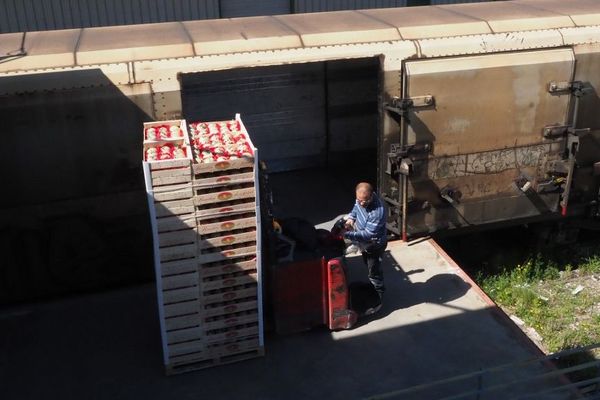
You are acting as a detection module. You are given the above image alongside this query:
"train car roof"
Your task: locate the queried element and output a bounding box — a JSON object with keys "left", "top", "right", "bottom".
{"left": 439, "top": 1, "right": 575, "bottom": 33}
{"left": 0, "top": 0, "right": 599, "bottom": 73}
{"left": 360, "top": 6, "right": 491, "bottom": 39}
{"left": 183, "top": 16, "right": 302, "bottom": 56}
{"left": 516, "top": 0, "right": 600, "bottom": 26}
{"left": 273, "top": 10, "right": 401, "bottom": 46}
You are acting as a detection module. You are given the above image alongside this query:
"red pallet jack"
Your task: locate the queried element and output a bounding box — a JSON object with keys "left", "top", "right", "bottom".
{"left": 272, "top": 255, "right": 381, "bottom": 333}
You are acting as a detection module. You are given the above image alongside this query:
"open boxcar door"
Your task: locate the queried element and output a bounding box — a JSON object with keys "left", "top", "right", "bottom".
{"left": 383, "top": 48, "right": 578, "bottom": 238}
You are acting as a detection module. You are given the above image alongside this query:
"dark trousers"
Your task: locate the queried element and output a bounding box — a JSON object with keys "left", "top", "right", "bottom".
{"left": 361, "top": 242, "right": 386, "bottom": 293}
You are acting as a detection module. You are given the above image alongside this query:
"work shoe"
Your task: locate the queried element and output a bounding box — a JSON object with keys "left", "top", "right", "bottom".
{"left": 364, "top": 302, "right": 382, "bottom": 316}
{"left": 345, "top": 244, "right": 360, "bottom": 255}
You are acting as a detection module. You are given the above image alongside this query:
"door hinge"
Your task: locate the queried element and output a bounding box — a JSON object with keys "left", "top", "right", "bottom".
{"left": 384, "top": 95, "right": 435, "bottom": 117}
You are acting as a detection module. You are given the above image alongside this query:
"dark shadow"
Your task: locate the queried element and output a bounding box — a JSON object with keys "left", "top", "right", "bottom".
{"left": 406, "top": 236, "right": 431, "bottom": 246}
{"left": 349, "top": 250, "right": 471, "bottom": 327}
{"left": 0, "top": 282, "right": 575, "bottom": 400}
{"left": 393, "top": 110, "right": 472, "bottom": 236}
{"left": 555, "top": 349, "right": 600, "bottom": 383}
{"left": 0, "top": 165, "right": 577, "bottom": 398}
{"left": 438, "top": 224, "right": 600, "bottom": 278}
{"left": 0, "top": 54, "right": 26, "bottom": 64}
{"left": 0, "top": 69, "right": 155, "bottom": 305}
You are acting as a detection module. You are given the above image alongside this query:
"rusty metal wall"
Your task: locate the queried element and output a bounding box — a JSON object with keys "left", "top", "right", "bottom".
{"left": 430, "top": 0, "right": 489, "bottom": 4}
{"left": 0, "top": 0, "right": 497, "bottom": 33}
{"left": 294, "top": 0, "right": 407, "bottom": 12}
{"left": 220, "top": 0, "right": 291, "bottom": 17}
{"left": 293, "top": 0, "right": 494, "bottom": 12}
{"left": 0, "top": 0, "right": 220, "bottom": 33}
{"left": 380, "top": 48, "right": 577, "bottom": 236}
{"left": 572, "top": 43, "right": 600, "bottom": 205}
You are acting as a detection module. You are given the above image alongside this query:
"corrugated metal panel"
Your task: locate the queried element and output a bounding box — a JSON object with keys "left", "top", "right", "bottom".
{"left": 293, "top": 0, "right": 498, "bottom": 11}
{"left": 294, "top": 0, "right": 407, "bottom": 13}
{"left": 220, "top": 0, "right": 291, "bottom": 17}
{"left": 430, "top": 0, "right": 490, "bottom": 4}
{"left": 0, "top": 0, "right": 220, "bottom": 33}
{"left": 0, "top": 0, "right": 499, "bottom": 33}
{"left": 327, "top": 58, "right": 379, "bottom": 154}
{"left": 181, "top": 63, "right": 328, "bottom": 171}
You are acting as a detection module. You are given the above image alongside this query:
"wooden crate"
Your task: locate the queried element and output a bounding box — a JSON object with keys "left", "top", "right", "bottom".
{"left": 202, "top": 286, "right": 259, "bottom": 306}
{"left": 199, "top": 230, "right": 257, "bottom": 250}
{"left": 192, "top": 157, "right": 254, "bottom": 175}
{"left": 196, "top": 215, "right": 257, "bottom": 235}
{"left": 196, "top": 201, "right": 256, "bottom": 219}
{"left": 143, "top": 114, "right": 264, "bottom": 375}
{"left": 194, "top": 186, "right": 255, "bottom": 206}
{"left": 204, "top": 299, "right": 259, "bottom": 319}
{"left": 199, "top": 245, "right": 257, "bottom": 265}
{"left": 201, "top": 259, "right": 257, "bottom": 278}
{"left": 193, "top": 170, "right": 254, "bottom": 188}
{"left": 205, "top": 325, "right": 259, "bottom": 345}
{"left": 202, "top": 272, "right": 258, "bottom": 292}
{"left": 143, "top": 120, "right": 193, "bottom": 164}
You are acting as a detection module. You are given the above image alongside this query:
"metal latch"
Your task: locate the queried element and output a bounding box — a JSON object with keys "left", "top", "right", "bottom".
{"left": 402, "top": 95, "right": 435, "bottom": 108}
{"left": 543, "top": 125, "right": 590, "bottom": 140}
{"left": 386, "top": 142, "right": 431, "bottom": 176}
{"left": 389, "top": 142, "right": 431, "bottom": 158}
{"left": 542, "top": 125, "right": 569, "bottom": 139}
{"left": 440, "top": 186, "right": 461, "bottom": 204}
{"left": 384, "top": 95, "right": 435, "bottom": 117}
{"left": 594, "top": 162, "right": 600, "bottom": 177}
{"left": 548, "top": 81, "right": 589, "bottom": 97}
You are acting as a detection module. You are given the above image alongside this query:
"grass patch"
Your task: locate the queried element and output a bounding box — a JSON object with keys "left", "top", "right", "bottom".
{"left": 476, "top": 247, "right": 600, "bottom": 354}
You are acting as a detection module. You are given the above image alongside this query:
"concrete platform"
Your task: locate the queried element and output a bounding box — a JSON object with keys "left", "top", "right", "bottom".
{"left": 0, "top": 239, "right": 566, "bottom": 400}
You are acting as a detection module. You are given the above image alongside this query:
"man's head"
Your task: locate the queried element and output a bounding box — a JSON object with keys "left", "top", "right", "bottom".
{"left": 355, "top": 182, "right": 374, "bottom": 207}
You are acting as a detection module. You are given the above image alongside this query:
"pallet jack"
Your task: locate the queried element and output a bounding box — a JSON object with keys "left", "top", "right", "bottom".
{"left": 271, "top": 219, "right": 382, "bottom": 333}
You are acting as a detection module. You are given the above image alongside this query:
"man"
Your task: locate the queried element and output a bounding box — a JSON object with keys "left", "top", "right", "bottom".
{"left": 344, "top": 182, "right": 387, "bottom": 301}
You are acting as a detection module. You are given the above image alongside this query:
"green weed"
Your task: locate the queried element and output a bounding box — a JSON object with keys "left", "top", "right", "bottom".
{"left": 476, "top": 249, "right": 600, "bottom": 354}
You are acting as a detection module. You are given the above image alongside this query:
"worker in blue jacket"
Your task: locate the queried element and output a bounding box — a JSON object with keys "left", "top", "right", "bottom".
{"left": 344, "top": 182, "right": 388, "bottom": 300}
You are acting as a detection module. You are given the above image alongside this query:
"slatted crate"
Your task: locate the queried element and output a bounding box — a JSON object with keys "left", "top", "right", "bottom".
{"left": 143, "top": 120, "right": 193, "bottom": 164}
{"left": 142, "top": 114, "right": 264, "bottom": 375}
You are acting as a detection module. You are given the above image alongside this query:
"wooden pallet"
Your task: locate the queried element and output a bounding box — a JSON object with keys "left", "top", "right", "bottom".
{"left": 165, "top": 346, "right": 265, "bottom": 376}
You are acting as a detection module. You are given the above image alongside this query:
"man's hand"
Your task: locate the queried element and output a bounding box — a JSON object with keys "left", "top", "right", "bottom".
{"left": 344, "top": 219, "right": 355, "bottom": 230}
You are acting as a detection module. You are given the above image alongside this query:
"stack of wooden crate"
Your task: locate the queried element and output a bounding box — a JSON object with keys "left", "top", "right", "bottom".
{"left": 142, "top": 115, "right": 264, "bottom": 375}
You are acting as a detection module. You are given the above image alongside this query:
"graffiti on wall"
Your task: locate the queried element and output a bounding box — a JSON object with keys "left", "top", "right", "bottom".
{"left": 429, "top": 144, "right": 551, "bottom": 180}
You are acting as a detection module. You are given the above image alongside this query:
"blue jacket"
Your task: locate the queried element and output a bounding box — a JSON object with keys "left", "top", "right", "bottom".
{"left": 344, "top": 193, "right": 387, "bottom": 245}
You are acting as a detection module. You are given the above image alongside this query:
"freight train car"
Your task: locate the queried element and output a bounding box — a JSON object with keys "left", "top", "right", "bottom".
{"left": 1, "top": 0, "right": 599, "bottom": 301}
